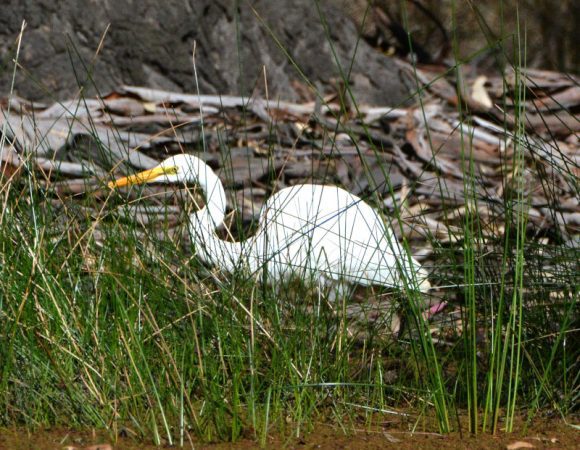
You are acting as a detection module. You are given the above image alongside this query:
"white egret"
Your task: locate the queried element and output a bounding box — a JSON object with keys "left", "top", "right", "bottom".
{"left": 108, "top": 154, "right": 430, "bottom": 292}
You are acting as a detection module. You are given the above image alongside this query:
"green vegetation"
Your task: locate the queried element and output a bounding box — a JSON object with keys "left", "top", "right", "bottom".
{"left": 0, "top": 2, "right": 577, "bottom": 446}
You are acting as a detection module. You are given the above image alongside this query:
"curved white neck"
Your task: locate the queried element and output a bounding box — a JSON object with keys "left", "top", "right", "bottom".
{"left": 187, "top": 164, "right": 247, "bottom": 273}
{"left": 196, "top": 163, "right": 227, "bottom": 229}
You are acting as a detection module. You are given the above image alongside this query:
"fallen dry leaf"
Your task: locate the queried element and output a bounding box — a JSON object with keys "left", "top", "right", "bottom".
{"left": 62, "top": 445, "right": 112, "bottom": 450}
{"left": 506, "top": 441, "right": 535, "bottom": 450}
{"left": 471, "top": 75, "right": 493, "bottom": 109}
{"left": 382, "top": 432, "right": 401, "bottom": 443}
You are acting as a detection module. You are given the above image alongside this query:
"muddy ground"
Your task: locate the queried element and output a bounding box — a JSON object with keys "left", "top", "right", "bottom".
{"left": 1, "top": 418, "right": 578, "bottom": 450}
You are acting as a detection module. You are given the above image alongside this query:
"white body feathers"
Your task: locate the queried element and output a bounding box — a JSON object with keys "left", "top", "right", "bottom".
{"left": 151, "top": 155, "right": 431, "bottom": 291}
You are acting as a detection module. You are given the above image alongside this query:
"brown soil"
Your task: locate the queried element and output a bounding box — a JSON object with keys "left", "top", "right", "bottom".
{"left": 1, "top": 419, "right": 577, "bottom": 450}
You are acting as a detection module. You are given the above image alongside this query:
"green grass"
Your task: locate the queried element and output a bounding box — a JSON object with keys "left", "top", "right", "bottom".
{"left": 0, "top": 2, "right": 578, "bottom": 447}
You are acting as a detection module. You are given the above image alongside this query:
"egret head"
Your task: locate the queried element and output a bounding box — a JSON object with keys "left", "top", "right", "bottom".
{"left": 108, "top": 154, "right": 207, "bottom": 189}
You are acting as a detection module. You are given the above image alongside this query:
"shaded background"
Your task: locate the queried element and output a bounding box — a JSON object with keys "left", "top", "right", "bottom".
{"left": 0, "top": 0, "right": 578, "bottom": 104}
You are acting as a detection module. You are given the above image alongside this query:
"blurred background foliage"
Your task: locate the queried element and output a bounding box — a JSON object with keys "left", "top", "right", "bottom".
{"left": 339, "top": 0, "right": 579, "bottom": 72}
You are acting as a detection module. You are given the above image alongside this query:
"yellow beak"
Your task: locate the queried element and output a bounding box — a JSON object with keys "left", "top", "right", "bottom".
{"left": 108, "top": 166, "right": 172, "bottom": 189}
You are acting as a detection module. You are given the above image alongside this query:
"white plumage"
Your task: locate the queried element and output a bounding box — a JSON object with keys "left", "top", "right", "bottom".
{"left": 109, "top": 154, "right": 430, "bottom": 292}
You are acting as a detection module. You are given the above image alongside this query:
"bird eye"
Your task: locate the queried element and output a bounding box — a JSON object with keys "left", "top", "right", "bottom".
{"left": 165, "top": 166, "right": 178, "bottom": 175}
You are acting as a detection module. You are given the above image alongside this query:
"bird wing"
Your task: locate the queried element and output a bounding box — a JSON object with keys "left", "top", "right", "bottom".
{"left": 306, "top": 197, "right": 403, "bottom": 287}
{"left": 256, "top": 185, "right": 408, "bottom": 286}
